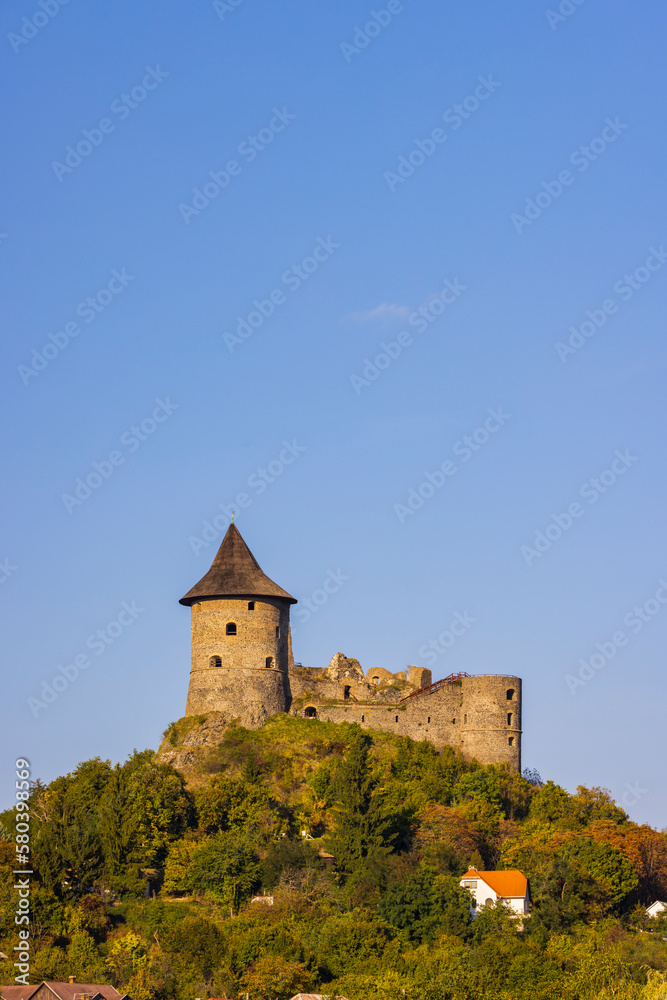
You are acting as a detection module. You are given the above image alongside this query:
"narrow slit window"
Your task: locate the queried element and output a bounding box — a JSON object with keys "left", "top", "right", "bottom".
{"left": 226, "top": 622, "right": 237, "bottom": 635}
{"left": 276, "top": 626, "right": 280, "bottom": 638}
{"left": 344, "top": 685, "right": 351, "bottom": 700}
{"left": 507, "top": 712, "right": 512, "bottom": 726}
{"left": 361, "top": 715, "right": 365, "bottom": 722}
{"left": 508, "top": 736, "right": 514, "bottom": 746}
{"left": 395, "top": 715, "right": 399, "bottom": 722}
{"left": 427, "top": 716, "right": 430, "bottom": 724}
{"left": 248, "top": 601, "right": 255, "bottom": 610}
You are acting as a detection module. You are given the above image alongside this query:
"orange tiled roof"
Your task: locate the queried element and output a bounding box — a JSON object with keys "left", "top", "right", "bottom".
{"left": 461, "top": 868, "right": 528, "bottom": 898}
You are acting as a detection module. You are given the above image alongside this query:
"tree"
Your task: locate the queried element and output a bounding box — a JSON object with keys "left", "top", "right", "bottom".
{"left": 324, "top": 727, "right": 401, "bottom": 875}
{"left": 187, "top": 830, "right": 261, "bottom": 915}
{"left": 195, "top": 774, "right": 269, "bottom": 834}
{"left": 414, "top": 804, "right": 482, "bottom": 874}
{"left": 261, "top": 837, "right": 323, "bottom": 889}
{"left": 33, "top": 758, "right": 113, "bottom": 897}
{"left": 560, "top": 836, "right": 639, "bottom": 907}
{"left": 162, "top": 833, "right": 201, "bottom": 895}
{"left": 240, "top": 954, "right": 315, "bottom": 1000}
{"left": 529, "top": 780, "right": 573, "bottom": 825}
{"left": 379, "top": 864, "right": 471, "bottom": 941}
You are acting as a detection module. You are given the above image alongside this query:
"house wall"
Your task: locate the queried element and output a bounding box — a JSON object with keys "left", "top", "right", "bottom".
{"left": 461, "top": 879, "right": 529, "bottom": 916}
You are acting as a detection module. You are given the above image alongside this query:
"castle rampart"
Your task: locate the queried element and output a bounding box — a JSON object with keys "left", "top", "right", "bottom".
{"left": 179, "top": 524, "right": 523, "bottom": 769}
{"left": 289, "top": 665, "right": 522, "bottom": 770}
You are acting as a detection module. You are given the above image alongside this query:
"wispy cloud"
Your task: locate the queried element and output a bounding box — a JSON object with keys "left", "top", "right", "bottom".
{"left": 344, "top": 302, "right": 410, "bottom": 324}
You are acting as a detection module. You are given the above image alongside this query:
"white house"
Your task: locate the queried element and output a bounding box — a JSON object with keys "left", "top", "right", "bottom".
{"left": 647, "top": 901, "right": 667, "bottom": 919}
{"left": 460, "top": 867, "right": 530, "bottom": 916}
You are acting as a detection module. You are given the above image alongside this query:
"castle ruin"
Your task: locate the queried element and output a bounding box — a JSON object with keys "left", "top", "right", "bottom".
{"left": 180, "top": 523, "right": 522, "bottom": 769}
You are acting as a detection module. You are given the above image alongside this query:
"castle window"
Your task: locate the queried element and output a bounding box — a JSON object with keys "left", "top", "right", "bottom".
{"left": 276, "top": 626, "right": 280, "bottom": 638}
{"left": 464, "top": 714, "right": 467, "bottom": 724}
{"left": 209, "top": 655, "right": 221, "bottom": 668}
{"left": 265, "top": 657, "right": 273, "bottom": 668}
{"left": 452, "top": 718, "right": 456, "bottom": 725}
{"left": 507, "top": 712, "right": 512, "bottom": 726}
{"left": 506, "top": 688, "right": 515, "bottom": 700}
{"left": 427, "top": 716, "right": 430, "bottom": 724}
{"left": 395, "top": 715, "right": 399, "bottom": 722}
{"left": 344, "top": 685, "right": 351, "bottom": 700}
{"left": 372, "top": 676, "right": 379, "bottom": 685}
{"left": 248, "top": 602, "right": 255, "bottom": 610}
{"left": 361, "top": 715, "right": 365, "bottom": 722}
{"left": 304, "top": 706, "right": 317, "bottom": 719}
{"left": 508, "top": 736, "right": 514, "bottom": 746}
{"left": 226, "top": 622, "right": 237, "bottom": 635}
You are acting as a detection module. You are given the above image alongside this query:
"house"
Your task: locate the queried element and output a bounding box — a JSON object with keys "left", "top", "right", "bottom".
{"left": 647, "top": 901, "right": 667, "bottom": 919}
{"left": 460, "top": 867, "right": 530, "bottom": 916}
{"left": 1, "top": 981, "right": 129, "bottom": 1000}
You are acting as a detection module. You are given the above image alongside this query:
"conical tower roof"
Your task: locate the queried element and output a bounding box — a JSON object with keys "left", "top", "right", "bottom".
{"left": 179, "top": 523, "right": 296, "bottom": 605}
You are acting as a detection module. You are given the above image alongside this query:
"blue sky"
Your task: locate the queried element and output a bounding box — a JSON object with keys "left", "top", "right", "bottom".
{"left": 2, "top": 0, "right": 666, "bottom": 828}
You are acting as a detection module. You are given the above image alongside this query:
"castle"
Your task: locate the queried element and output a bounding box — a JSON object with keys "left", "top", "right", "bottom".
{"left": 180, "top": 523, "right": 522, "bottom": 769}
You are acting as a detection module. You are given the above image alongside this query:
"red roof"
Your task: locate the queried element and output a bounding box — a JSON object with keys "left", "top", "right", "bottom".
{"left": 461, "top": 868, "right": 529, "bottom": 898}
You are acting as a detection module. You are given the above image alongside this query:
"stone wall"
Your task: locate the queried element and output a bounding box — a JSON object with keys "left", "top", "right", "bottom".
{"left": 190, "top": 596, "right": 291, "bottom": 673}
{"left": 460, "top": 675, "right": 522, "bottom": 771}
{"left": 183, "top": 599, "right": 522, "bottom": 769}
{"left": 185, "top": 664, "right": 288, "bottom": 727}
{"left": 290, "top": 674, "right": 522, "bottom": 769}
{"left": 185, "top": 595, "right": 291, "bottom": 725}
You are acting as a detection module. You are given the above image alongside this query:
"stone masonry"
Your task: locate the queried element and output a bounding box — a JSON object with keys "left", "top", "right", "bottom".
{"left": 180, "top": 524, "right": 523, "bottom": 770}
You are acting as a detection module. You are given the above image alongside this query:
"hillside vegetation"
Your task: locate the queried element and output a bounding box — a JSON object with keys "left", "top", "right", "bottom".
{"left": 2, "top": 715, "right": 667, "bottom": 1000}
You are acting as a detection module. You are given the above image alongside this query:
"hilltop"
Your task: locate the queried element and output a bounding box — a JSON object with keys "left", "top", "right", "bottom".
{"left": 1, "top": 715, "right": 667, "bottom": 1000}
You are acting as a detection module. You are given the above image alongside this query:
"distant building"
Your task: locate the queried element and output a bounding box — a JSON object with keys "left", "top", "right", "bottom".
{"left": 460, "top": 867, "right": 530, "bottom": 916}
{"left": 1, "top": 982, "right": 128, "bottom": 1000}
{"left": 647, "top": 901, "right": 667, "bottom": 919}
{"left": 178, "top": 523, "right": 523, "bottom": 769}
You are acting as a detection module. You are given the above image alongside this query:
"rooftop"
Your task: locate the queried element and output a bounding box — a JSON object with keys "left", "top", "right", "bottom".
{"left": 461, "top": 868, "right": 529, "bottom": 898}
{"left": 180, "top": 523, "right": 296, "bottom": 606}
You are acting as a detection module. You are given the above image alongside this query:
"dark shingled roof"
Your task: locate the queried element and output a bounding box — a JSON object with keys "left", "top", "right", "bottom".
{"left": 180, "top": 523, "right": 296, "bottom": 605}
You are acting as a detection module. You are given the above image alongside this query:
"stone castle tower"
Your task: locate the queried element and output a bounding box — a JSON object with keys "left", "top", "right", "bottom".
{"left": 180, "top": 524, "right": 523, "bottom": 769}
{"left": 180, "top": 523, "right": 296, "bottom": 727}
